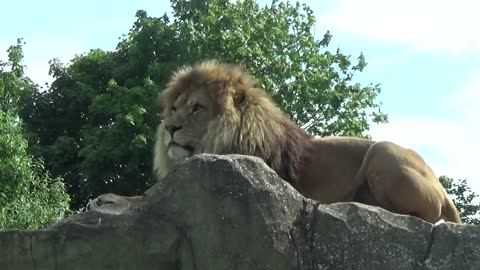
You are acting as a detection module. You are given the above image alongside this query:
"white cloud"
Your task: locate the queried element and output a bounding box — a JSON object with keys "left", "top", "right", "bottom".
{"left": 317, "top": 0, "right": 480, "bottom": 52}
{"left": 370, "top": 73, "right": 480, "bottom": 194}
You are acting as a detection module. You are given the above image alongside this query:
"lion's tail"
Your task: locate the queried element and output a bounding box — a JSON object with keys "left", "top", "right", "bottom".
{"left": 441, "top": 196, "right": 462, "bottom": 224}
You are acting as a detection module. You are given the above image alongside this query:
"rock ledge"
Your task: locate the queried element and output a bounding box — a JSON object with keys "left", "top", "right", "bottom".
{"left": 0, "top": 154, "right": 478, "bottom": 270}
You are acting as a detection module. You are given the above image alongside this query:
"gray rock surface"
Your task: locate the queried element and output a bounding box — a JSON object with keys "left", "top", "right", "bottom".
{"left": 0, "top": 154, "right": 479, "bottom": 270}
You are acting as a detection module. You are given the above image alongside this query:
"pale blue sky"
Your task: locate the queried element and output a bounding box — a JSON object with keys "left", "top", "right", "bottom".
{"left": 1, "top": 0, "right": 479, "bottom": 193}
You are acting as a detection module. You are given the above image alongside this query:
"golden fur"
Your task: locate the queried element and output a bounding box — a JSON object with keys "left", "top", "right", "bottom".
{"left": 154, "top": 60, "right": 461, "bottom": 224}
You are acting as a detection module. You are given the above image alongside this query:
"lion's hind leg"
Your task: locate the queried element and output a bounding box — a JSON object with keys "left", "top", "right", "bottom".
{"left": 370, "top": 167, "right": 443, "bottom": 223}
{"left": 361, "top": 141, "right": 447, "bottom": 223}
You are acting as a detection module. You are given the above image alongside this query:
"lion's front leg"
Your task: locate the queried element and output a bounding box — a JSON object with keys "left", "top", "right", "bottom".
{"left": 86, "top": 193, "right": 144, "bottom": 214}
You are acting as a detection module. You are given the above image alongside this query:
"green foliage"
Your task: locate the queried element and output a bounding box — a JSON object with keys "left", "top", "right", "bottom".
{"left": 20, "top": 50, "right": 159, "bottom": 210}
{"left": 440, "top": 176, "right": 480, "bottom": 225}
{"left": 0, "top": 112, "right": 70, "bottom": 229}
{"left": 0, "top": 38, "right": 35, "bottom": 113}
{"left": 20, "top": 0, "right": 387, "bottom": 210}
{"left": 170, "top": 0, "right": 387, "bottom": 135}
{"left": 0, "top": 41, "right": 70, "bottom": 229}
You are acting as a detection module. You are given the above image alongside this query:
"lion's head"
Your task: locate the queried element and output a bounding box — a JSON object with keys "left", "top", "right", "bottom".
{"left": 154, "top": 60, "right": 312, "bottom": 183}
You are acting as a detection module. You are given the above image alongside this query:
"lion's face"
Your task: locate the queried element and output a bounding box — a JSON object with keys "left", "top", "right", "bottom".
{"left": 162, "top": 89, "right": 215, "bottom": 161}
{"left": 158, "top": 61, "right": 256, "bottom": 164}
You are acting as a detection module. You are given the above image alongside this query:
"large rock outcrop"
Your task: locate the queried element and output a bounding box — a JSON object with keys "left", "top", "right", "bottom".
{"left": 0, "top": 154, "right": 479, "bottom": 270}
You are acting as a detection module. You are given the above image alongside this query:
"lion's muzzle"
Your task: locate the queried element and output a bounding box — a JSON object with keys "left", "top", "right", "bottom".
{"left": 167, "top": 141, "right": 194, "bottom": 161}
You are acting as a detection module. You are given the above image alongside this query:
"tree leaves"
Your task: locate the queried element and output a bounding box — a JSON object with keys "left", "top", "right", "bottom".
{"left": 0, "top": 42, "right": 70, "bottom": 229}
{"left": 440, "top": 176, "right": 480, "bottom": 225}
{"left": 170, "top": 0, "right": 387, "bottom": 136}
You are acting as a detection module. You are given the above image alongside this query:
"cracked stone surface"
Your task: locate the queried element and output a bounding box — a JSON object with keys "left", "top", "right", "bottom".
{"left": 0, "top": 154, "right": 479, "bottom": 270}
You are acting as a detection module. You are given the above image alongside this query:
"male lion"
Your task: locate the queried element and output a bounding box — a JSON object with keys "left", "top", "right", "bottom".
{"left": 87, "top": 60, "right": 461, "bottom": 224}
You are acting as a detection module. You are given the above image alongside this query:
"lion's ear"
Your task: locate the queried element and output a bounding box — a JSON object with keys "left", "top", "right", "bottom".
{"left": 225, "top": 84, "right": 245, "bottom": 107}
{"left": 224, "top": 82, "right": 246, "bottom": 106}
{"left": 215, "top": 81, "right": 246, "bottom": 109}
{"left": 233, "top": 92, "right": 245, "bottom": 106}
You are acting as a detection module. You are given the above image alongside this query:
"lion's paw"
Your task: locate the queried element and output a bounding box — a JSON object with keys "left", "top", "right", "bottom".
{"left": 86, "top": 193, "right": 132, "bottom": 215}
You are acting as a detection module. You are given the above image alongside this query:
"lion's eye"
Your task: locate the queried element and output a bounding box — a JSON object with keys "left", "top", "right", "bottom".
{"left": 192, "top": 104, "right": 203, "bottom": 113}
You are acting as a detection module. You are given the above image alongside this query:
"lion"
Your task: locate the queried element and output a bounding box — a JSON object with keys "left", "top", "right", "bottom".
{"left": 87, "top": 60, "right": 461, "bottom": 224}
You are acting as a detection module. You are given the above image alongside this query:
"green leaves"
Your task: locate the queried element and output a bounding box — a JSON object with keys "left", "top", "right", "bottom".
{"left": 0, "top": 38, "right": 36, "bottom": 114}
{"left": 440, "top": 176, "right": 480, "bottom": 225}
{"left": 168, "top": 0, "right": 387, "bottom": 136}
{"left": 0, "top": 107, "right": 70, "bottom": 230}
{"left": 0, "top": 41, "right": 70, "bottom": 229}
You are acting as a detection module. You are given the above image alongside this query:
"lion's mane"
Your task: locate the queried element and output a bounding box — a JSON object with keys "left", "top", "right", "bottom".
{"left": 155, "top": 60, "right": 312, "bottom": 184}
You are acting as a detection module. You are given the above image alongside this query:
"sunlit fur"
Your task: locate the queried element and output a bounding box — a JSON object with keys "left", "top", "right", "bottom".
{"left": 153, "top": 60, "right": 461, "bottom": 224}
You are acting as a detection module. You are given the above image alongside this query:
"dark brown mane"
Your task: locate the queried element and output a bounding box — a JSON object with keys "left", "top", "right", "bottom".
{"left": 277, "top": 120, "right": 313, "bottom": 184}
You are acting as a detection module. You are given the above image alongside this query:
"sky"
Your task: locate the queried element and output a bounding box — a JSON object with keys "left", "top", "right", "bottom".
{"left": 1, "top": 0, "right": 479, "bottom": 194}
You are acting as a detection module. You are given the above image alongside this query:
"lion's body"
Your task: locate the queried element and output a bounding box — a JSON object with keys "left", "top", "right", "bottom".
{"left": 296, "top": 138, "right": 460, "bottom": 223}
{"left": 88, "top": 60, "right": 461, "bottom": 224}
{"left": 295, "top": 137, "right": 375, "bottom": 203}
{"left": 153, "top": 60, "right": 461, "bottom": 224}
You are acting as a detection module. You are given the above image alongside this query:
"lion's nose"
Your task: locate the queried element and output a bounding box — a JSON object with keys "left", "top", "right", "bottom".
{"left": 165, "top": 125, "right": 182, "bottom": 135}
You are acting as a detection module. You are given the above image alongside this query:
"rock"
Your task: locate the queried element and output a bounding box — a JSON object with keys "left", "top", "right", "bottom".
{"left": 0, "top": 154, "right": 479, "bottom": 270}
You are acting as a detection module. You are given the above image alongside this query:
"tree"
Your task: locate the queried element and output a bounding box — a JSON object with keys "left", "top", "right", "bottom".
{"left": 170, "top": 0, "right": 387, "bottom": 135}
{"left": 20, "top": 0, "right": 387, "bottom": 210}
{"left": 440, "top": 176, "right": 480, "bottom": 225}
{"left": 0, "top": 39, "right": 70, "bottom": 229}
{"left": 20, "top": 50, "right": 160, "bottom": 210}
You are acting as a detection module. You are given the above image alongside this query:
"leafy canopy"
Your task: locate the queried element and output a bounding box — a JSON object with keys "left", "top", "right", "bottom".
{"left": 0, "top": 39, "right": 70, "bottom": 229}
{"left": 440, "top": 176, "right": 480, "bottom": 225}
